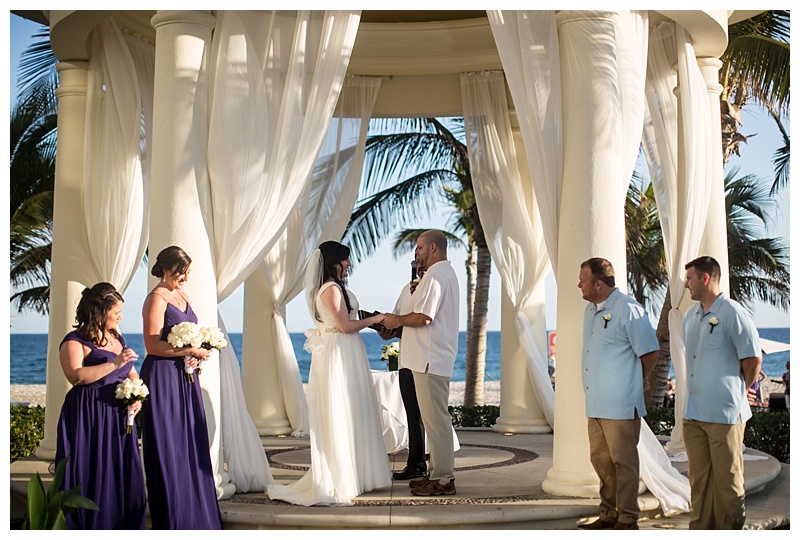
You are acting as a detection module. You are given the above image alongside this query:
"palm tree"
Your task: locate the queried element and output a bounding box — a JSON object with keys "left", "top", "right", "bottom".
{"left": 11, "top": 24, "right": 57, "bottom": 315}
{"left": 720, "top": 10, "right": 789, "bottom": 183}
{"left": 344, "top": 117, "right": 492, "bottom": 405}
{"left": 725, "top": 168, "right": 790, "bottom": 311}
{"left": 10, "top": 85, "right": 57, "bottom": 315}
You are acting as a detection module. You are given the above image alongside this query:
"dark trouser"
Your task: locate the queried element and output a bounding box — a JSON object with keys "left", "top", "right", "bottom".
{"left": 399, "top": 368, "right": 426, "bottom": 469}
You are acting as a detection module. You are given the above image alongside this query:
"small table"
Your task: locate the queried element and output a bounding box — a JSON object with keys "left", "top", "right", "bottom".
{"left": 371, "top": 370, "right": 460, "bottom": 454}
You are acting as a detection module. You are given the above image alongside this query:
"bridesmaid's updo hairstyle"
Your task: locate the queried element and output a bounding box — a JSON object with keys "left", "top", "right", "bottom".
{"left": 319, "top": 240, "right": 353, "bottom": 314}
{"left": 151, "top": 246, "right": 192, "bottom": 279}
{"left": 74, "top": 282, "right": 124, "bottom": 346}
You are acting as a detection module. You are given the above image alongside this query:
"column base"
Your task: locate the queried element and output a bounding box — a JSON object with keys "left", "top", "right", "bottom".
{"left": 253, "top": 419, "right": 293, "bottom": 437}
{"left": 35, "top": 436, "right": 57, "bottom": 462}
{"left": 542, "top": 466, "right": 600, "bottom": 497}
{"left": 493, "top": 415, "right": 552, "bottom": 434}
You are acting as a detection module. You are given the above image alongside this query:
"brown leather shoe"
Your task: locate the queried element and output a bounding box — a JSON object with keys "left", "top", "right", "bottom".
{"left": 611, "top": 521, "right": 639, "bottom": 530}
{"left": 577, "top": 518, "right": 617, "bottom": 530}
{"left": 409, "top": 475, "right": 430, "bottom": 489}
{"left": 411, "top": 479, "right": 456, "bottom": 496}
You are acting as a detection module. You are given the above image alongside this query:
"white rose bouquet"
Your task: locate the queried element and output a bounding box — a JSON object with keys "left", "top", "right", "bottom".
{"left": 115, "top": 378, "right": 149, "bottom": 434}
{"left": 167, "top": 321, "right": 203, "bottom": 382}
{"left": 167, "top": 322, "right": 228, "bottom": 382}
{"left": 195, "top": 325, "right": 227, "bottom": 375}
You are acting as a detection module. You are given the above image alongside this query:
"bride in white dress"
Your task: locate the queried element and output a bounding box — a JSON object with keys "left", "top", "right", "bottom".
{"left": 267, "top": 241, "right": 392, "bottom": 506}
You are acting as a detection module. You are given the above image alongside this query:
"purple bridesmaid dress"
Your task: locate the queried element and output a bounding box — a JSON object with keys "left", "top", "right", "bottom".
{"left": 140, "top": 301, "right": 223, "bottom": 530}
{"left": 55, "top": 332, "right": 147, "bottom": 529}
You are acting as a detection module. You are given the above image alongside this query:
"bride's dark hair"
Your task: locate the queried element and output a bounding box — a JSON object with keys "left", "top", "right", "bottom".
{"left": 319, "top": 241, "right": 353, "bottom": 314}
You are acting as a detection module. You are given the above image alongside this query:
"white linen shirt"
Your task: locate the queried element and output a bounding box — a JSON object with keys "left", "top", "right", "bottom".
{"left": 683, "top": 293, "right": 761, "bottom": 425}
{"left": 581, "top": 288, "right": 659, "bottom": 420}
{"left": 399, "top": 260, "right": 460, "bottom": 378}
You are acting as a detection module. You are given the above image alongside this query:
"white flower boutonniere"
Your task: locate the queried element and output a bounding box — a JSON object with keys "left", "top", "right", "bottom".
{"left": 709, "top": 316, "right": 720, "bottom": 334}
{"left": 602, "top": 313, "right": 612, "bottom": 329}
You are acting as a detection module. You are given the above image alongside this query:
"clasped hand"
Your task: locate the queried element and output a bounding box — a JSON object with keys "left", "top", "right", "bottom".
{"left": 383, "top": 314, "right": 401, "bottom": 329}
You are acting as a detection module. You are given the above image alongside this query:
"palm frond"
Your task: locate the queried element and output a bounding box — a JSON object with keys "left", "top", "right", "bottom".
{"left": 344, "top": 170, "right": 455, "bottom": 262}
{"left": 10, "top": 285, "right": 51, "bottom": 316}
{"left": 16, "top": 27, "right": 59, "bottom": 104}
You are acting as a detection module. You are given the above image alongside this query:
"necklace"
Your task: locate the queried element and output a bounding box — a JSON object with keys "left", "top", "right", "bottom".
{"left": 167, "top": 287, "right": 183, "bottom": 306}
{"left": 104, "top": 333, "right": 116, "bottom": 348}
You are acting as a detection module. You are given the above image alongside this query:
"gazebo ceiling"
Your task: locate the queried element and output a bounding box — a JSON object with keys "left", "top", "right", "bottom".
{"left": 14, "top": 9, "right": 764, "bottom": 117}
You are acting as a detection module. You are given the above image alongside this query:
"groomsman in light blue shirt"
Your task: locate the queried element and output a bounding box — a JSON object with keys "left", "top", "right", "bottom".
{"left": 683, "top": 256, "right": 761, "bottom": 530}
{"left": 577, "top": 258, "right": 659, "bottom": 531}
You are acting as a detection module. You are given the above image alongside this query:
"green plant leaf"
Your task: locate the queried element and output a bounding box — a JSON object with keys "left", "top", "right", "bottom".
{"left": 62, "top": 485, "right": 99, "bottom": 511}
{"left": 26, "top": 472, "right": 48, "bottom": 530}
{"left": 51, "top": 510, "right": 68, "bottom": 530}
{"left": 48, "top": 455, "right": 67, "bottom": 500}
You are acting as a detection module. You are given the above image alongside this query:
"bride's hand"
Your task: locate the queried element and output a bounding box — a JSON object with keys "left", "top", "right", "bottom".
{"left": 371, "top": 313, "right": 386, "bottom": 325}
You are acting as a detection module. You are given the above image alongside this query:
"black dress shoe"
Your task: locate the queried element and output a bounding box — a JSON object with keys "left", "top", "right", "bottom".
{"left": 393, "top": 466, "right": 427, "bottom": 480}
{"left": 578, "top": 518, "right": 617, "bottom": 530}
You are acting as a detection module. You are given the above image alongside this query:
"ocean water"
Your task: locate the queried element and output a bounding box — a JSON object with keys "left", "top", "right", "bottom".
{"left": 9, "top": 328, "right": 790, "bottom": 385}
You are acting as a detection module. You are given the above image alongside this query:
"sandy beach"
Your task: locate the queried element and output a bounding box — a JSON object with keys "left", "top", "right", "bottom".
{"left": 10, "top": 381, "right": 503, "bottom": 408}
{"left": 11, "top": 380, "right": 784, "bottom": 409}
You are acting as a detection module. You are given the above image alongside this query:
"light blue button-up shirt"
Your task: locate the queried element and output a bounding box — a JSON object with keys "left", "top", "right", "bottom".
{"left": 683, "top": 293, "right": 761, "bottom": 424}
{"left": 582, "top": 288, "right": 659, "bottom": 420}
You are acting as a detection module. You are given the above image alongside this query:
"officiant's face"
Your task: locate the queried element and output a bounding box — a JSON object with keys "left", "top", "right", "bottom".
{"left": 335, "top": 258, "right": 351, "bottom": 280}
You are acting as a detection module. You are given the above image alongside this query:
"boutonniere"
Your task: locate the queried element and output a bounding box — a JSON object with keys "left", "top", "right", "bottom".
{"left": 708, "top": 316, "right": 719, "bottom": 334}
{"left": 602, "top": 313, "right": 612, "bottom": 329}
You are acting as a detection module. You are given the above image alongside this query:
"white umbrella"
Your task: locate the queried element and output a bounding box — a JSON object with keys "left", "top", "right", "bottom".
{"left": 759, "top": 336, "right": 791, "bottom": 355}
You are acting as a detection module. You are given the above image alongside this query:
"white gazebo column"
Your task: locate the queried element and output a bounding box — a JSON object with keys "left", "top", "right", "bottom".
{"left": 494, "top": 121, "right": 551, "bottom": 434}
{"left": 494, "top": 286, "right": 551, "bottom": 434}
{"left": 149, "top": 10, "right": 234, "bottom": 498}
{"left": 242, "top": 272, "right": 293, "bottom": 435}
{"left": 36, "top": 61, "right": 92, "bottom": 461}
{"left": 543, "top": 11, "right": 631, "bottom": 497}
{"left": 696, "top": 57, "right": 730, "bottom": 294}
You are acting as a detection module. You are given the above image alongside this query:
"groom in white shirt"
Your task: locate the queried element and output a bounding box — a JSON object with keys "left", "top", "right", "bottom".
{"left": 384, "top": 229, "right": 460, "bottom": 496}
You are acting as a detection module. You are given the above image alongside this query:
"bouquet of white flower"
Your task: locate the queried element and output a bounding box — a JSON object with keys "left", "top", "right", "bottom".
{"left": 195, "top": 325, "right": 227, "bottom": 375}
{"left": 114, "top": 378, "right": 149, "bottom": 434}
{"left": 167, "top": 322, "right": 228, "bottom": 382}
{"left": 167, "top": 322, "right": 203, "bottom": 382}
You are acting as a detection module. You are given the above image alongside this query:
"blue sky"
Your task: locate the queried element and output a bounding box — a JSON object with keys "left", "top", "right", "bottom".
{"left": 5, "top": 13, "right": 792, "bottom": 334}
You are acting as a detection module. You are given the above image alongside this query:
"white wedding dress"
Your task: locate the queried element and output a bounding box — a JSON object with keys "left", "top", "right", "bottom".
{"left": 267, "top": 282, "right": 391, "bottom": 506}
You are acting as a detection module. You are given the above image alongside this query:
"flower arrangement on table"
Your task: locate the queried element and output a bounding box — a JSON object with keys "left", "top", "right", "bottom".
{"left": 381, "top": 341, "right": 400, "bottom": 372}
{"left": 167, "top": 322, "right": 228, "bottom": 383}
{"left": 115, "top": 378, "right": 149, "bottom": 434}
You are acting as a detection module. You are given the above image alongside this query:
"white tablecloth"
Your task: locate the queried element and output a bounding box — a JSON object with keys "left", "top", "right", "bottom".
{"left": 371, "top": 370, "right": 460, "bottom": 454}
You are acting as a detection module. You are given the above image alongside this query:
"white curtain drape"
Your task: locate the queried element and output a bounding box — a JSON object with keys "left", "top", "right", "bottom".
{"left": 206, "top": 10, "right": 361, "bottom": 301}
{"left": 643, "top": 22, "right": 713, "bottom": 454}
{"left": 460, "top": 71, "right": 554, "bottom": 427}
{"left": 258, "top": 76, "right": 381, "bottom": 436}
{"left": 204, "top": 10, "right": 361, "bottom": 492}
{"left": 83, "top": 18, "right": 152, "bottom": 292}
{"left": 486, "top": 10, "right": 562, "bottom": 275}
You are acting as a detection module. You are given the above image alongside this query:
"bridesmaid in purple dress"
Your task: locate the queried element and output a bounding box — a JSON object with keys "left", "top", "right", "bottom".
{"left": 55, "top": 282, "right": 146, "bottom": 529}
{"left": 140, "top": 246, "right": 222, "bottom": 529}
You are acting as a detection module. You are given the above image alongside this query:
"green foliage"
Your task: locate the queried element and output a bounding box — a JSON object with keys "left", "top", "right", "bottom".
{"left": 645, "top": 407, "right": 790, "bottom": 463}
{"left": 20, "top": 456, "right": 98, "bottom": 530}
{"left": 449, "top": 405, "right": 500, "bottom": 428}
{"left": 644, "top": 406, "right": 676, "bottom": 437}
{"left": 10, "top": 404, "right": 46, "bottom": 462}
{"left": 744, "top": 411, "right": 790, "bottom": 463}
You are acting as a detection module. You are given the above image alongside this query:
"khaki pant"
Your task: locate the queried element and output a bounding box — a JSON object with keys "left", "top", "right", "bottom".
{"left": 412, "top": 371, "right": 454, "bottom": 483}
{"left": 587, "top": 417, "right": 641, "bottom": 524}
{"left": 683, "top": 419, "right": 746, "bottom": 529}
